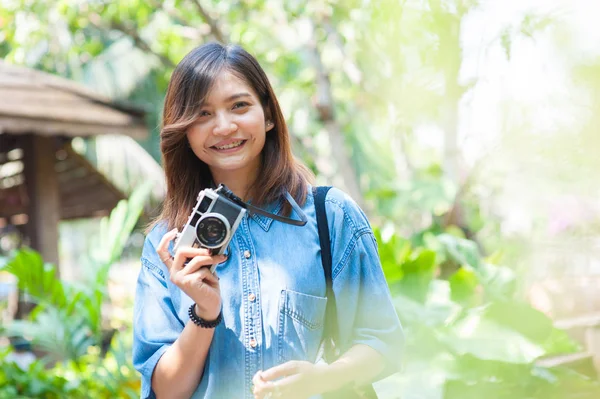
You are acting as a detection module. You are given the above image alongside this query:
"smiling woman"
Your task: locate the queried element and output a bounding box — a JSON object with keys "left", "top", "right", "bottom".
{"left": 185, "top": 71, "right": 272, "bottom": 192}
{"left": 155, "top": 43, "right": 309, "bottom": 232}
{"left": 132, "top": 43, "right": 404, "bottom": 399}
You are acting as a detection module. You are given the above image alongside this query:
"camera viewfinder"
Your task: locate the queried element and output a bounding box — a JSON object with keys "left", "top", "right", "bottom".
{"left": 199, "top": 196, "right": 212, "bottom": 213}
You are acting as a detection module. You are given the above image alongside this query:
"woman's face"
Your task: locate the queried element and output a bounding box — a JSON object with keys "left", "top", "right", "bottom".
{"left": 186, "top": 70, "right": 273, "bottom": 182}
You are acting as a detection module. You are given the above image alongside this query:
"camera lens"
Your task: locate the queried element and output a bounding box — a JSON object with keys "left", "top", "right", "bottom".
{"left": 196, "top": 215, "right": 229, "bottom": 248}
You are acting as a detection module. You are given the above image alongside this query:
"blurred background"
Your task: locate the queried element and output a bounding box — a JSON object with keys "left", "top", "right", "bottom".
{"left": 1, "top": 0, "right": 600, "bottom": 398}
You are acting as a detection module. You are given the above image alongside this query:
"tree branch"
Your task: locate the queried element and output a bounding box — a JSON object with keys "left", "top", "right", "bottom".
{"left": 148, "top": 0, "right": 194, "bottom": 29}
{"left": 108, "top": 21, "right": 176, "bottom": 69}
{"left": 397, "top": 124, "right": 415, "bottom": 175}
{"left": 321, "top": 18, "right": 362, "bottom": 86}
{"left": 308, "top": 24, "right": 367, "bottom": 212}
{"left": 191, "top": 0, "right": 227, "bottom": 43}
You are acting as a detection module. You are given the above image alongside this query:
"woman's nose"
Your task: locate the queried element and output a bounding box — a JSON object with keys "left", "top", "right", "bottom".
{"left": 213, "top": 113, "right": 237, "bottom": 136}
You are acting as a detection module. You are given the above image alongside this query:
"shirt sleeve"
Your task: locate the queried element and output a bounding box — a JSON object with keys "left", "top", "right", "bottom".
{"left": 132, "top": 233, "right": 185, "bottom": 399}
{"left": 326, "top": 188, "right": 404, "bottom": 376}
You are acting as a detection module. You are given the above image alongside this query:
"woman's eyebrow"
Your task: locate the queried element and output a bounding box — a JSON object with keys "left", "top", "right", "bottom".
{"left": 200, "top": 92, "right": 253, "bottom": 107}
{"left": 225, "top": 92, "right": 252, "bottom": 102}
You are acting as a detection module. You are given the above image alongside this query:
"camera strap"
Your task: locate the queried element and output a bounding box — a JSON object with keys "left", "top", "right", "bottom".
{"left": 243, "top": 191, "right": 308, "bottom": 226}
{"left": 216, "top": 184, "right": 308, "bottom": 226}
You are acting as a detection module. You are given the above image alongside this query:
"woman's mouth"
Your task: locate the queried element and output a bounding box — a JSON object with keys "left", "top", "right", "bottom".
{"left": 212, "top": 140, "right": 246, "bottom": 151}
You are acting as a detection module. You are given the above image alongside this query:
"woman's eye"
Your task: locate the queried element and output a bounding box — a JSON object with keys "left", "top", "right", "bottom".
{"left": 198, "top": 110, "right": 210, "bottom": 117}
{"left": 233, "top": 102, "right": 249, "bottom": 109}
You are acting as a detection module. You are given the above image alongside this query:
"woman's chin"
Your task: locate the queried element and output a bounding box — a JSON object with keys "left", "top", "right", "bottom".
{"left": 208, "top": 160, "right": 256, "bottom": 177}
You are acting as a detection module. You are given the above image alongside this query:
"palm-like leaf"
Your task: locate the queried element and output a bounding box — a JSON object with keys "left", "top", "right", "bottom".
{"left": 81, "top": 37, "right": 159, "bottom": 100}
{"left": 92, "top": 179, "right": 154, "bottom": 272}
{"left": 1, "top": 183, "right": 153, "bottom": 363}
{"left": 0, "top": 249, "right": 66, "bottom": 309}
{"left": 4, "top": 307, "right": 94, "bottom": 362}
{"left": 90, "top": 335, "right": 140, "bottom": 399}
{"left": 84, "top": 181, "right": 153, "bottom": 336}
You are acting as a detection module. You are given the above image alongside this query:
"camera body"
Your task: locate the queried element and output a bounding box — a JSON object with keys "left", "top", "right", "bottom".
{"left": 174, "top": 185, "right": 246, "bottom": 271}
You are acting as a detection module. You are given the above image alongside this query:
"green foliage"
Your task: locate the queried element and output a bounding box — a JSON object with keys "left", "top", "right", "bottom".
{"left": 448, "top": 268, "right": 478, "bottom": 305}
{"left": 7, "top": 306, "right": 95, "bottom": 363}
{"left": 1, "top": 249, "right": 67, "bottom": 309}
{"left": 376, "top": 228, "right": 599, "bottom": 398}
{"left": 396, "top": 249, "right": 437, "bottom": 303}
{"left": 0, "top": 336, "right": 139, "bottom": 399}
{"left": 0, "top": 182, "right": 152, "bottom": 365}
{"left": 0, "top": 347, "right": 74, "bottom": 399}
{"left": 0, "top": 1, "right": 591, "bottom": 398}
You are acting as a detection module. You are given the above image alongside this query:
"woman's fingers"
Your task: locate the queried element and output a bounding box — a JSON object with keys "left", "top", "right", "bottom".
{"left": 171, "top": 246, "right": 211, "bottom": 270}
{"left": 260, "top": 361, "right": 303, "bottom": 381}
{"left": 169, "top": 245, "right": 225, "bottom": 290}
{"left": 256, "top": 362, "right": 305, "bottom": 399}
{"left": 252, "top": 371, "right": 271, "bottom": 398}
{"left": 252, "top": 370, "right": 264, "bottom": 388}
{"left": 181, "top": 254, "right": 226, "bottom": 275}
{"left": 156, "top": 228, "right": 178, "bottom": 267}
{"left": 172, "top": 256, "right": 222, "bottom": 291}
{"left": 181, "top": 263, "right": 220, "bottom": 287}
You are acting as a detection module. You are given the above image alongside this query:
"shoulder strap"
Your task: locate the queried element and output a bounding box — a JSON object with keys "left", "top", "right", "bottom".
{"left": 313, "top": 186, "right": 338, "bottom": 358}
{"left": 314, "top": 186, "right": 333, "bottom": 284}
{"left": 314, "top": 187, "right": 379, "bottom": 399}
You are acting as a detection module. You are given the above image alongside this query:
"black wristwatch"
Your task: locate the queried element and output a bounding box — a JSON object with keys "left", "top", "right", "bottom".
{"left": 188, "top": 304, "right": 222, "bottom": 328}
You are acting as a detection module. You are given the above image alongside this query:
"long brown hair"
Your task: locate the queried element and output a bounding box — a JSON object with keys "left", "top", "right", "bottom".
{"left": 150, "top": 43, "right": 314, "bottom": 231}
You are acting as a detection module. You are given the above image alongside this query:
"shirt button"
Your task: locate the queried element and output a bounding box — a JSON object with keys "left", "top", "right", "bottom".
{"left": 244, "top": 250, "right": 251, "bottom": 259}
{"left": 250, "top": 339, "right": 257, "bottom": 348}
{"left": 248, "top": 293, "right": 256, "bottom": 302}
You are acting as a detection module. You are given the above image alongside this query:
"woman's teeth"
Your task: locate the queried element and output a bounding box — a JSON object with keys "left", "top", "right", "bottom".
{"left": 214, "top": 140, "right": 244, "bottom": 150}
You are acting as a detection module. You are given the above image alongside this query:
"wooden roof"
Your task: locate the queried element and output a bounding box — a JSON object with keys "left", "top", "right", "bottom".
{"left": 0, "top": 136, "right": 125, "bottom": 221}
{"left": 0, "top": 62, "right": 149, "bottom": 223}
{"left": 0, "top": 61, "right": 147, "bottom": 139}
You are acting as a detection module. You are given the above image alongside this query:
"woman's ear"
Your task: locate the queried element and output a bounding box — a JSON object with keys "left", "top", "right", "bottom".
{"left": 265, "top": 119, "right": 275, "bottom": 132}
{"left": 264, "top": 103, "right": 274, "bottom": 132}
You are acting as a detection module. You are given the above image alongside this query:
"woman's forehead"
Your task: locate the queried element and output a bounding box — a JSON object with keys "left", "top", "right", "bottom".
{"left": 202, "top": 70, "right": 259, "bottom": 104}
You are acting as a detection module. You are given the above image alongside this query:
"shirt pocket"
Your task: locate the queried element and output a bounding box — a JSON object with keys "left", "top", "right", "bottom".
{"left": 277, "top": 289, "right": 327, "bottom": 364}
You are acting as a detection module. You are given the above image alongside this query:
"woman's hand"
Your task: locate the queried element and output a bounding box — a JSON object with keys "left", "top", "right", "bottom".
{"left": 156, "top": 228, "right": 225, "bottom": 321}
{"left": 252, "top": 361, "right": 331, "bottom": 399}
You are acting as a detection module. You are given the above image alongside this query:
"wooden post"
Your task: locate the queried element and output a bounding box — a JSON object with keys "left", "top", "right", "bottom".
{"left": 21, "top": 134, "right": 60, "bottom": 267}
{"left": 585, "top": 326, "right": 600, "bottom": 379}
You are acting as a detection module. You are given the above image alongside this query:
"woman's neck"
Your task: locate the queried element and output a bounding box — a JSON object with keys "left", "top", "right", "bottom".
{"left": 210, "top": 167, "right": 259, "bottom": 202}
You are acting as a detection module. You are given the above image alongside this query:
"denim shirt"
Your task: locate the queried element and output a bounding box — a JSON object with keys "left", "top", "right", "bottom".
{"left": 133, "top": 187, "right": 403, "bottom": 399}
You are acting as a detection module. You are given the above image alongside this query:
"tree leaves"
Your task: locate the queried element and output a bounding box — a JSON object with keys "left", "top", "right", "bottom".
{"left": 0, "top": 249, "right": 66, "bottom": 309}
{"left": 1, "top": 182, "right": 152, "bottom": 364}
{"left": 375, "top": 220, "right": 594, "bottom": 398}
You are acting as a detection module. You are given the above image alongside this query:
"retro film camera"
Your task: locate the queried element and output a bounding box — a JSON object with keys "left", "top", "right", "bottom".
{"left": 174, "top": 185, "right": 246, "bottom": 271}
{"left": 174, "top": 184, "right": 308, "bottom": 272}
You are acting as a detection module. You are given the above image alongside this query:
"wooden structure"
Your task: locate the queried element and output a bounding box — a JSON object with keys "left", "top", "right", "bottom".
{"left": 529, "top": 240, "right": 600, "bottom": 379}
{"left": 537, "top": 313, "right": 600, "bottom": 379}
{"left": 0, "top": 60, "right": 147, "bottom": 268}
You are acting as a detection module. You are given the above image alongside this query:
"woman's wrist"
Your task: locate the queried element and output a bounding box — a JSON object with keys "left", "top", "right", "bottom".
{"left": 194, "top": 304, "right": 221, "bottom": 322}
{"left": 318, "top": 345, "right": 386, "bottom": 393}
{"left": 312, "top": 361, "right": 351, "bottom": 394}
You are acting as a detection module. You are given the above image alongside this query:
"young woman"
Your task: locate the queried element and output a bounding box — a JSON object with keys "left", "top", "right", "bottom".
{"left": 133, "top": 43, "right": 403, "bottom": 399}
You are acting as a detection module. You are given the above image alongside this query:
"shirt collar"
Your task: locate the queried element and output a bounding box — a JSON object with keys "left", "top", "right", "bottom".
{"left": 249, "top": 197, "right": 284, "bottom": 232}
